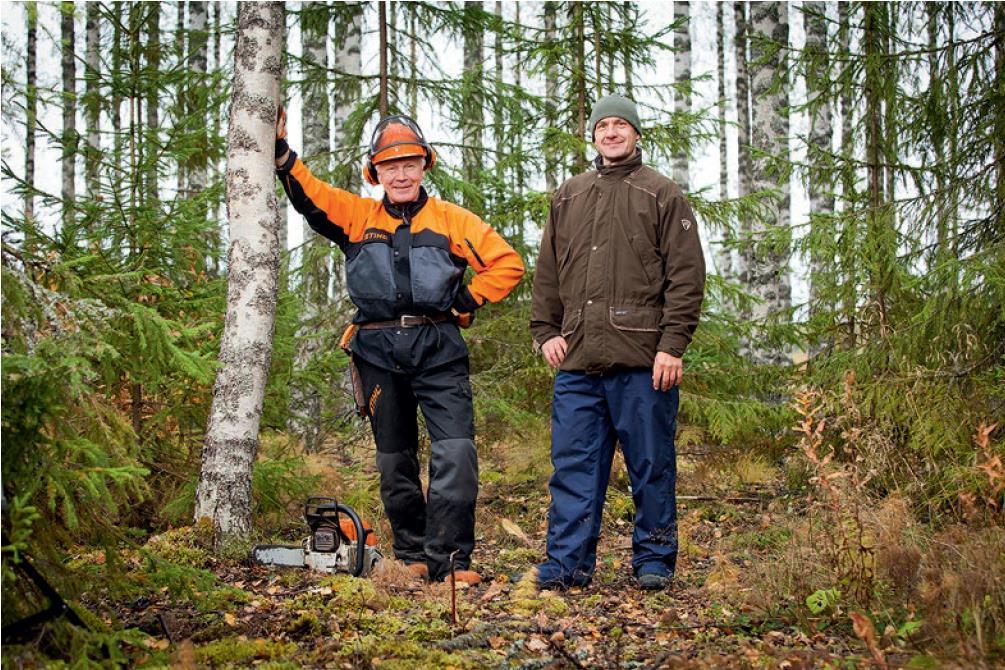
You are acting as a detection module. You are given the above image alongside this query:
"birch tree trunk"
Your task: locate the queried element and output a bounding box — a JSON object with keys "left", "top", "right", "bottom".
{"left": 462, "top": 1, "right": 485, "bottom": 214}
{"left": 195, "top": 1, "right": 284, "bottom": 542}
{"left": 673, "top": 1, "right": 690, "bottom": 192}
{"left": 61, "top": 2, "right": 77, "bottom": 231}
{"left": 25, "top": 2, "right": 37, "bottom": 255}
{"left": 289, "top": 1, "right": 331, "bottom": 453}
{"left": 745, "top": 1, "right": 791, "bottom": 365}
{"left": 84, "top": 2, "right": 100, "bottom": 200}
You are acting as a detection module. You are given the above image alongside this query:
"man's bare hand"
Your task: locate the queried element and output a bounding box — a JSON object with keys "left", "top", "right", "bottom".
{"left": 275, "top": 105, "right": 290, "bottom": 167}
{"left": 652, "top": 352, "right": 682, "bottom": 391}
{"left": 541, "top": 336, "right": 568, "bottom": 369}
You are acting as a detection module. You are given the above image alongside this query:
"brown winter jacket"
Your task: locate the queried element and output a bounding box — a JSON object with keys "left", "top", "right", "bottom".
{"left": 530, "top": 151, "right": 706, "bottom": 374}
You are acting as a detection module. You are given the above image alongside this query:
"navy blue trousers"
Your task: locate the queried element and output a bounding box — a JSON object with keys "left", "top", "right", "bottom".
{"left": 538, "top": 369, "right": 679, "bottom": 587}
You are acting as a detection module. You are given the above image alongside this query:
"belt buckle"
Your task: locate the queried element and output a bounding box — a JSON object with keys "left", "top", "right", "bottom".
{"left": 399, "top": 315, "right": 422, "bottom": 328}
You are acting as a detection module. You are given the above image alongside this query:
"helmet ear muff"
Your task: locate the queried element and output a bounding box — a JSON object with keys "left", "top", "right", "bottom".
{"left": 424, "top": 147, "right": 437, "bottom": 172}
{"left": 362, "top": 160, "right": 380, "bottom": 186}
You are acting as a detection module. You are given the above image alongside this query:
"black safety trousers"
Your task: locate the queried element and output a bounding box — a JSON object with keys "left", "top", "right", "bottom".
{"left": 354, "top": 355, "right": 478, "bottom": 581}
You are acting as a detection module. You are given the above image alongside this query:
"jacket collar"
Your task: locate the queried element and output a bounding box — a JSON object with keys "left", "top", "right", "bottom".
{"left": 594, "top": 149, "right": 643, "bottom": 177}
{"left": 383, "top": 186, "right": 429, "bottom": 220}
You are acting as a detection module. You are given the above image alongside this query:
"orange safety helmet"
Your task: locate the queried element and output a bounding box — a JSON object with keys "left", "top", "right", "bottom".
{"left": 362, "top": 114, "right": 437, "bottom": 186}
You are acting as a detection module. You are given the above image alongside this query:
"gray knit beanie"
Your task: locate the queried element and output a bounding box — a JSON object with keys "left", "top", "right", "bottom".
{"left": 588, "top": 95, "right": 642, "bottom": 139}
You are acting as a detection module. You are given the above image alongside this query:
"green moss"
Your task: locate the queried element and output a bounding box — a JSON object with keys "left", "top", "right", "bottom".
{"left": 195, "top": 638, "right": 298, "bottom": 668}
{"left": 498, "top": 547, "right": 538, "bottom": 564}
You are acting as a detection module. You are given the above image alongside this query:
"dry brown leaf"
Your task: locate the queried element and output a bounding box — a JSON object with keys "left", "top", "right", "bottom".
{"left": 525, "top": 636, "right": 549, "bottom": 652}
{"left": 479, "top": 580, "right": 505, "bottom": 602}
{"left": 849, "top": 611, "right": 886, "bottom": 669}
{"left": 500, "top": 518, "right": 532, "bottom": 546}
{"left": 223, "top": 612, "right": 237, "bottom": 626}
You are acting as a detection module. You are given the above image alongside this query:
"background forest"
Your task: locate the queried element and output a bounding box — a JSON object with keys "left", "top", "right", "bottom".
{"left": 2, "top": 1, "right": 1003, "bottom": 668}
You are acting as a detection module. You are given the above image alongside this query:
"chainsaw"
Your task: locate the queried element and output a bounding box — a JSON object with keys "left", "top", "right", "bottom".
{"left": 251, "top": 497, "right": 382, "bottom": 577}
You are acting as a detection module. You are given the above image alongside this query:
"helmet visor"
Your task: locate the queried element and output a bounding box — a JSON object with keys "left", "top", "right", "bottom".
{"left": 369, "top": 115, "right": 429, "bottom": 164}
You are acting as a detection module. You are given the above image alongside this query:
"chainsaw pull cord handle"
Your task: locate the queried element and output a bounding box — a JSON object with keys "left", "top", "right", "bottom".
{"left": 336, "top": 504, "right": 366, "bottom": 577}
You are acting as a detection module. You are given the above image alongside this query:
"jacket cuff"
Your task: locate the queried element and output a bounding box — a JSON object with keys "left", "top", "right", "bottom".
{"left": 657, "top": 332, "right": 688, "bottom": 359}
{"left": 451, "top": 286, "right": 480, "bottom": 313}
{"left": 530, "top": 325, "right": 562, "bottom": 350}
{"left": 276, "top": 148, "right": 297, "bottom": 173}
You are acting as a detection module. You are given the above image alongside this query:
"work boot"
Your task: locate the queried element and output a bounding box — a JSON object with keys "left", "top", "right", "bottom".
{"left": 636, "top": 568, "right": 673, "bottom": 591}
{"left": 405, "top": 562, "right": 429, "bottom": 580}
{"left": 450, "top": 570, "right": 482, "bottom": 586}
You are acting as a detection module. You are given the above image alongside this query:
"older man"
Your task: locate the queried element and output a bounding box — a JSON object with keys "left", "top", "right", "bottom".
{"left": 276, "top": 113, "right": 524, "bottom": 584}
{"left": 530, "top": 95, "right": 706, "bottom": 590}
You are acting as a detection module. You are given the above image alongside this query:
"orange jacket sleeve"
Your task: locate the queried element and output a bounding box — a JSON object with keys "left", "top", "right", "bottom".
{"left": 450, "top": 207, "right": 525, "bottom": 307}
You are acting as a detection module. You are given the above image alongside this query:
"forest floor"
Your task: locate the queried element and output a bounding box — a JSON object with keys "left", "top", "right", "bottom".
{"left": 8, "top": 436, "right": 979, "bottom": 669}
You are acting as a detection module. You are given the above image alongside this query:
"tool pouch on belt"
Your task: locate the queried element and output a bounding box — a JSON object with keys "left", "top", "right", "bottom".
{"left": 339, "top": 324, "right": 368, "bottom": 418}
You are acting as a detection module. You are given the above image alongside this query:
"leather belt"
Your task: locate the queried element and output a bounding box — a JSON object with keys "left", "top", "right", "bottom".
{"left": 358, "top": 314, "right": 452, "bottom": 330}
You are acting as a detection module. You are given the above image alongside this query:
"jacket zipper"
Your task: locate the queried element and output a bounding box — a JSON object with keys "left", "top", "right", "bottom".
{"left": 465, "top": 238, "right": 486, "bottom": 270}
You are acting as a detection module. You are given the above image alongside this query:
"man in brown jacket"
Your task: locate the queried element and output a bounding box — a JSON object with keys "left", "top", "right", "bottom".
{"left": 530, "top": 94, "right": 705, "bottom": 590}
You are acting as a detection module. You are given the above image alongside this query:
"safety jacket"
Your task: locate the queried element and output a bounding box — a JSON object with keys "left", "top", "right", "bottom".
{"left": 277, "top": 152, "right": 524, "bottom": 326}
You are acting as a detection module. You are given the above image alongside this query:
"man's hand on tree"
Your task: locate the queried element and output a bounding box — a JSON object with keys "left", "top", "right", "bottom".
{"left": 275, "top": 105, "right": 290, "bottom": 167}
{"left": 652, "top": 352, "right": 683, "bottom": 391}
{"left": 541, "top": 336, "right": 568, "bottom": 369}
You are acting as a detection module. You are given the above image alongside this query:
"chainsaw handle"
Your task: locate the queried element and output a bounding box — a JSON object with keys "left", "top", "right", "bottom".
{"left": 336, "top": 504, "right": 366, "bottom": 577}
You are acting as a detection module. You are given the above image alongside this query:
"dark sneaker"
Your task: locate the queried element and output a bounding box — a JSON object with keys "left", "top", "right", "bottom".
{"left": 512, "top": 567, "right": 591, "bottom": 591}
{"left": 637, "top": 572, "right": 672, "bottom": 591}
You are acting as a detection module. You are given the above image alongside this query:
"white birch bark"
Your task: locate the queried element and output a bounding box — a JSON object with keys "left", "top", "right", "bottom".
{"left": 84, "top": 2, "right": 100, "bottom": 199}
{"left": 289, "top": 2, "right": 331, "bottom": 452}
{"left": 744, "top": 1, "right": 791, "bottom": 365}
{"left": 61, "top": 1, "right": 77, "bottom": 230}
{"left": 194, "top": 1, "right": 284, "bottom": 541}
{"left": 673, "top": 1, "right": 690, "bottom": 192}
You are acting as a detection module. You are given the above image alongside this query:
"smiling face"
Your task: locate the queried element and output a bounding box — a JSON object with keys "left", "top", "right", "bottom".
{"left": 593, "top": 116, "right": 640, "bottom": 165}
{"left": 375, "top": 156, "right": 425, "bottom": 204}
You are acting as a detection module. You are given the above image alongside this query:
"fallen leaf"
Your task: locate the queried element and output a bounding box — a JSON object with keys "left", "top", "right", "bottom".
{"left": 525, "top": 636, "right": 549, "bottom": 652}
{"left": 479, "top": 580, "right": 505, "bottom": 602}
{"left": 488, "top": 635, "right": 507, "bottom": 650}
{"left": 500, "top": 518, "right": 532, "bottom": 546}
{"left": 849, "top": 611, "right": 887, "bottom": 670}
{"left": 224, "top": 612, "right": 237, "bottom": 626}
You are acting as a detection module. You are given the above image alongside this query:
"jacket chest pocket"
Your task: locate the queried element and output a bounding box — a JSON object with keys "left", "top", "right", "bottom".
{"left": 627, "top": 232, "right": 664, "bottom": 287}
{"left": 411, "top": 245, "right": 463, "bottom": 311}
{"left": 346, "top": 242, "right": 396, "bottom": 301}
